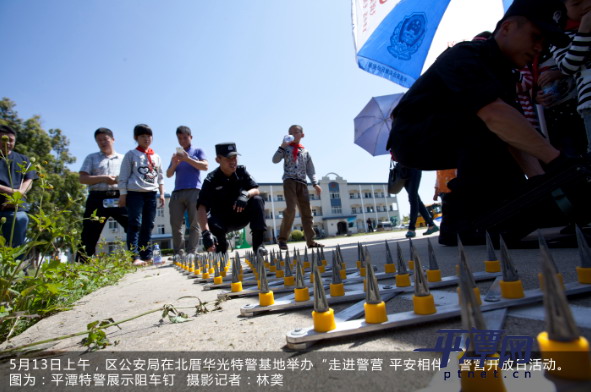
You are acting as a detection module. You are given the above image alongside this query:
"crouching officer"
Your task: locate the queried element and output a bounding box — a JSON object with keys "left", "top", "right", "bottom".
{"left": 197, "top": 143, "right": 267, "bottom": 254}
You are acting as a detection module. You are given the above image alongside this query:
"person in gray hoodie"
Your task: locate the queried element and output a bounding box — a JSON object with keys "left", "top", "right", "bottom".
{"left": 118, "top": 124, "right": 165, "bottom": 265}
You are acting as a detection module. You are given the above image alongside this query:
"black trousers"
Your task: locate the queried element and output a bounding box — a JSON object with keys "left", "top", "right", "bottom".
{"left": 208, "top": 195, "right": 267, "bottom": 254}
{"left": 77, "top": 191, "right": 128, "bottom": 262}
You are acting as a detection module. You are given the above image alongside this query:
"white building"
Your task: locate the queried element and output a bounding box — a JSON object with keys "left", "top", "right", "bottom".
{"left": 97, "top": 173, "right": 400, "bottom": 252}
{"left": 259, "top": 173, "right": 400, "bottom": 241}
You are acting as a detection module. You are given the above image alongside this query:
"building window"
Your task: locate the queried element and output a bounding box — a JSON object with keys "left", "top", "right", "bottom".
{"left": 157, "top": 225, "right": 165, "bottom": 235}
{"left": 108, "top": 244, "right": 117, "bottom": 254}
{"left": 349, "top": 193, "right": 358, "bottom": 199}
{"left": 107, "top": 218, "right": 119, "bottom": 232}
{"left": 277, "top": 194, "right": 284, "bottom": 201}
{"left": 366, "top": 206, "right": 374, "bottom": 213}
{"left": 312, "top": 209, "right": 318, "bottom": 216}
{"left": 364, "top": 192, "right": 372, "bottom": 199}
{"left": 331, "top": 206, "right": 342, "bottom": 214}
{"left": 330, "top": 192, "right": 340, "bottom": 200}
{"left": 351, "top": 207, "right": 357, "bottom": 214}
{"left": 157, "top": 208, "right": 164, "bottom": 217}
{"left": 390, "top": 205, "right": 394, "bottom": 211}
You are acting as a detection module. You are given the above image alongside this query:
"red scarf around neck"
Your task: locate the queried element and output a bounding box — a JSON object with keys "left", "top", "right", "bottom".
{"left": 136, "top": 146, "right": 155, "bottom": 170}
{"left": 289, "top": 142, "right": 303, "bottom": 161}
{"left": 566, "top": 19, "right": 581, "bottom": 31}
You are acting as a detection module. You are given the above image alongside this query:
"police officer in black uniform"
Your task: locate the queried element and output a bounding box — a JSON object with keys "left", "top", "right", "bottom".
{"left": 197, "top": 142, "right": 267, "bottom": 254}
{"left": 386, "top": 0, "right": 588, "bottom": 246}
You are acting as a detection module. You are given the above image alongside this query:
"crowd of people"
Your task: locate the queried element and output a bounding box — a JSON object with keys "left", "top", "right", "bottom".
{"left": 3, "top": 0, "right": 591, "bottom": 263}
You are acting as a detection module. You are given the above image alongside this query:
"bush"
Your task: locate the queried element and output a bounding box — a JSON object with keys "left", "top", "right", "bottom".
{"left": 160, "top": 248, "right": 174, "bottom": 256}
{"left": 289, "top": 230, "right": 305, "bottom": 242}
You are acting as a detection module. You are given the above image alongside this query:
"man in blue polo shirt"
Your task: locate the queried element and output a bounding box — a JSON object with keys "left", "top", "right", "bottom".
{"left": 0, "top": 124, "right": 36, "bottom": 248}
{"left": 166, "top": 126, "right": 208, "bottom": 255}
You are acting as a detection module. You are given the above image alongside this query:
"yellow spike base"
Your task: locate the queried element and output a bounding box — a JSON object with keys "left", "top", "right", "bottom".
{"left": 220, "top": 270, "right": 227, "bottom": 277}
{"left": 213, "top": 276, "right": 223, "bottom": 285}
{"left": 202, "top": 272, "right": 210, "bottom": 279}
{"left": 427, "top": 269, "right": 442, "bottom": 282}
{"left": 363, "top": 279, "right": 366, "bottom": 292}
{"left": 258, "top": 291, "right": 275, "bottom": 307}
{"left": 330, "top": 283, "right": 345, "bottom": 297}
{"left": 208, "top": 268, "right": 214, "bottom": 275}
{"left": 310, "top": 274, "right": 314, "bottom": 284}
{"left": 257, "top": 280, "right": 261, "bottom": 290}
{"left": 407, "top": 259, "right": 415, "bottom": 270}
{"left": 224, "top": 266, "right": 229, "bottom": 272}
{"left": 238, "top": 273, "right": 243, "bottom": 281}
{"left": 537, "top": 332, "right": 591, "bottom": 380}
{"left": 275, "top": 270, "right": 284, "bottom": 278}
{"left": 264, "top": 262, "right": 271, "bottom": 269}
{"left": 500, "top": 280, "right": 524, "bottom": 299}
{"left": 364, "top": 301, "right": 388, "bottom": 324}
{"left": 356, "top": 260, "right": 362, "bottom": 269}
{"left": 455, "top": 264, "right": 460, "bottom": 276}
{"left": 537, "top": 272, "right": 564, "bottom": 290}
{"left": 457, "top": 287, "right": 482, "bottom": 306}
{"left": 312, "top": 308, "right": 336, "bottom": 332}
{"left": 280, "top": 261, "right": 285, "bottom": 267}
{"left": 303, "top": 262, "right": 311, "bottom": 270}
{"left": 283, "top": 276, "right": 295, "bottom": 286}
{"left": 413, "top": 294, "right": 436, "bottom": 315}
{"left": 360, "top": 267, "right": 367, "bottom": 277}
{"left": 321, "top": 259, "right": 327, "bottom": 266}
{"left": 269, "top": 265, "right": 277, "bottom": 272}
{"left": 577, "top": 267, "right": 591, "bottom": 284}
{"left": 318, "top": 265, "right": 326, "bottom": 273}
{"left": 458, "top": 353, "right": 506, "bottom": 392}
{"left": 384, "top": 264, "right": 396, "bottom": 274}
{"left": 340, "top": 269, "right": 347, "bottom": 280}
{"left": 484, "top": 260, "right": 501, "bottom": 273}
{"left": 395, "top": 273, "right": 411, "bottom": 287}
{"left": 230, "top": 282, "right": 243, "bottom": 292}
{"left": 195, "top": 268, "right": 202, "bottom": 276}
{"left": 294, "top": 287, "right": 310, "bottom": 302}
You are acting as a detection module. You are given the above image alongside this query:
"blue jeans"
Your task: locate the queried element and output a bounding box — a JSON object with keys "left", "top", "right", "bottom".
{"left": 404, "top": 168, "right": 434, "bottom": 231}
{"left": 0, "top": 210, "right": 29, "bottom": 248}
{"left": 126, "top": 191, "right": 157, "bottom": 261}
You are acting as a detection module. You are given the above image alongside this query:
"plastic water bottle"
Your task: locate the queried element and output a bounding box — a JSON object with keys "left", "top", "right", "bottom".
{"left": 153, "top": 244, "right": 162, "bottom": 265}
{"left": 283, "top": 135, "right": 294, "bottom": 143}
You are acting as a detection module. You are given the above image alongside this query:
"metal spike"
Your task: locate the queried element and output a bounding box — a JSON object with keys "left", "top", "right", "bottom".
{"left": 284, "top": 252, "right": 293, "bottom": 277}
{"left": 457, "top": 236, "right": 476, "bottom": 288}
{"left": 295, "top": 257, "right": 306, "bottom": 289}
{"left": 320, "top": 246, "right": 325, "bottom": 262}
{"left": 279, "top": 249, "right": 284, "bottom": 265}
{"left": 303, "top": 247, "right": 309, "bottom": 262}
{"left": 539, "top": 234, "right": 580, "bottom": 342}
{"left": 331, "top": 251, "right": 342, "bottom": 285}
{"left": 337, "top": 244, "right": 344, "bottom": 265}
{"left": 258, "top": 251, "right": 270, "bottom": 294}
{"left": 413, "top": 248, "right": 430, "bottom": 297}
{"left": 365, "top": 248, "right": 382, "bottom": 304}
{"left": 357, "top": 242, "right": 363, "bottom": 261}
{"left": 396, "top": 242, "right": 408, "bottom": 275}
{"left": 359, "top": 242, "right": 366, "bottom": 262}
{"left": 427, "top": 239, "right": 440, "bottom": 271}
{"left": 285, "top": 248, "right": 290, "bottom": 265}
{"left": 310, "top": 248, "right": 317, "bottom": 272}
{"left": 408, "top": 238, "right": 415, "bottom": 261}
{"left": 313, "top": 267, "right": 329, "bottom": 313}
{"left": 385, "top": 240, "right": 394, "bottom": 265}
{"left": 499, "top": 236, "right": 519, "bottom": 282}
{"left": 537, "top": 232, "right": 560, "bottom": 274}
{"left": 231, "top": 254, "right": 240, "bottom": 283}
{"left": 486, "top": 231, "right": 497, "bottom": 261}
{"left": 576, "top": 225, "right": 591, "bottom": 268}
{"left": 213, "top": 255, "right": 220, "bottom": 277}
{"left": 458, "top": 257, "right": 488, "bottom": 350}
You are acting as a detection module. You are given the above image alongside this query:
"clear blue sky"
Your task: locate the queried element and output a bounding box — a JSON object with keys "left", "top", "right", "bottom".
{"left": 0, "top": 0, "right": 503, "bottom": 217}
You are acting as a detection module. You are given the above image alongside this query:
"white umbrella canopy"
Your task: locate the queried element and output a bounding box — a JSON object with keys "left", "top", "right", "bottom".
{"left": 354, "top": 93, "right": 404, "bottom": 156}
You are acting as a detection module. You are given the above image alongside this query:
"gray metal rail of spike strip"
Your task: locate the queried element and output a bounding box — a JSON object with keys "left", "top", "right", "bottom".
{"left": 284, "top": 281, "right": 591, "bottom": 350}
{"left": 240, "top": 271, "right": 500, "bottom": 316}
{"left": 216, "top": 267, "right": 413, "bottom": 300}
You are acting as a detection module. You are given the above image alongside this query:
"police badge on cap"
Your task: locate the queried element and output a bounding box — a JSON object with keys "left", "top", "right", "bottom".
{"left": 215, "top": 143, "right": 241, "bottom": 157}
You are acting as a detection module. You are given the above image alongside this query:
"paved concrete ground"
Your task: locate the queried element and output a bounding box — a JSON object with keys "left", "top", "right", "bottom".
{"left": 1, "top": 229, "right": 590, "bottom": 391}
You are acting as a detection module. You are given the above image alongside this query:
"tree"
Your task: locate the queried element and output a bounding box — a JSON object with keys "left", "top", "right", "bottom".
{"left": 0, "top": 98, "right": 85, "bottom": 253}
